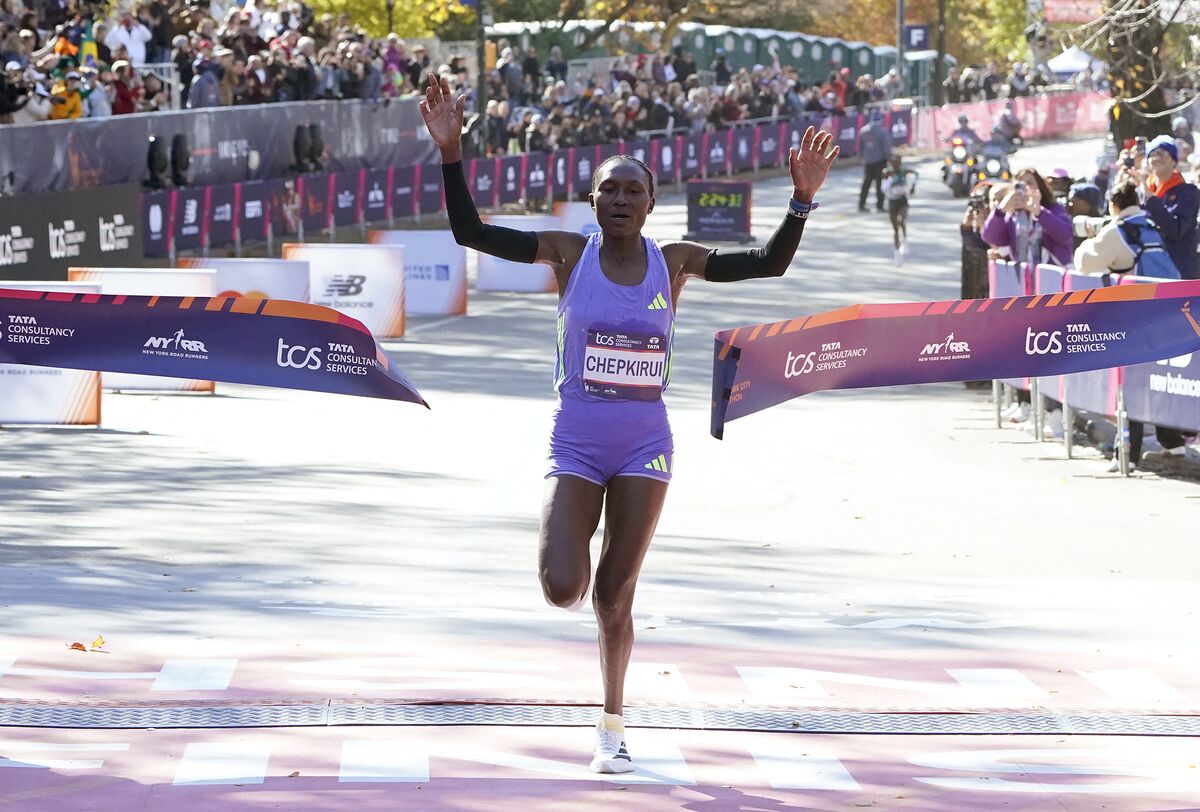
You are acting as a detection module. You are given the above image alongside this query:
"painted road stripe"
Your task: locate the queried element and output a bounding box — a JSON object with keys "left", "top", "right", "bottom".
{"left": 625, "top": 662, "right": 690, "bottom": 701}
{"left": 749, "top": 742, "right": 861, "bottom": 790}
{"left": 173, "top": 742, "right": 271, "bottom": 786}
{"left": 448, "top": 733, "right": 696, "bottom": 785}
{"left": 737, "top": 666, "right": 1047, "bottom": 703}
{"left": 152, "top": 660, "right": 238, "bottom": 691}
{"left": 339, "top": 740, "right": 428, "bottom": 783}
{"left": 1077, "top": 670, "right": 1189, "bottom": 703}
{"left": 0, "top": 742, "right": 129, "bottom": 771}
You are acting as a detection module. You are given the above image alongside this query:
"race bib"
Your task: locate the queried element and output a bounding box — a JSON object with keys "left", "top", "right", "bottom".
{"left": 583, "top": 329, "right": 667, "bottom": 400}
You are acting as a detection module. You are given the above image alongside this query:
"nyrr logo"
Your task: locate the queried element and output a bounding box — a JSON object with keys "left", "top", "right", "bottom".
{"left": 920, "top": 333, "right": 971, "bottom": 357}
{"left": 323, "top": 275, "right": 366, "bottom": 297}
{"left": 276, "top": 338, "right": 322, "bottom": 370}
{"left": 144, "top": 329, "right": 208, "bottom": 356}
{"left": 784, "top": 350, "right": 815, "bottom": 378}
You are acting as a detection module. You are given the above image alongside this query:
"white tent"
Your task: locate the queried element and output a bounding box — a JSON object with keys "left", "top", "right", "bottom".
{"left": 1047, "top": 46, "right": 1105, "bottom": 79}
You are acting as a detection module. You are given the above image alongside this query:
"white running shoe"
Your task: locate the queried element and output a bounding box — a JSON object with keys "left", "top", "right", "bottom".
{"left": 893, "top": 246, "right": 904, "bottom": 266}
{"left": 1006, "top": 402, "right": 1031, "bottom": 424}
{"left": 589, "top": 723, "right": 634, "bottom": 774}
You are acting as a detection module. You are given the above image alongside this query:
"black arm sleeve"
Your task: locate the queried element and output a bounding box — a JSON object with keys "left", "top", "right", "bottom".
{"left": 703, "top": 214, "right": 806, "bottom": 282}
{"left": 442, "top": 160, "right": 539, "bottom": 263}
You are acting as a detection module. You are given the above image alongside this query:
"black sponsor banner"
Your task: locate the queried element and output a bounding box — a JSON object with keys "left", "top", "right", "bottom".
{"left": 0, "top": 185, "right": 141, "bottom": 280}
{"left": 756, "top": 123, "right": 783, "bottom": 169}
{"left": 392, "top": 164, "right": 415, "bottom": 219}
{"left": 681, "top": 134, "right": 703, "bottom": 180}
{"left": 0, "top": 99, "right": 438, "bottom": 195}
{"left": 525, "top": 152, "right": 549, "bottom": 200}
{"left": 174, "top": 186, "right": 206, "bottom": 252}
{"left": 142, "top": 190, "right": 172, "bottom": 258}
{"left": 573, "top": 146, "right": 599, "bottom": 198}
{"left": 685, "top": 179, "right": 752, "bottom": 242}
{"left": 497, "top": 154, "right": 524, "bottom": 206}
{"left": 364, "top": 167, "right": 391, "bottom": 223}
{"left": 654, "top": 137, "right": 679, "bottom": 185}
{"left": 552, "top": 150, "right": 571, "bottom": 199}
{"left": 704, "top": 130, "right": 730, "bottom": 177}
{"left": 300, "top": 173, "right": 331, "bottom": 233}
{"left": 266, "top": 178, "right": 299, "bottom": 236}
{"left": 239, "top": 179, "right": 271, "bottom": 241}
{"left": 332, "top": 171, "right": 362, "bottom": 227}
{"left": 730, "top": 127, "right": 755, "bottom": 172}
{"left": 418, "top": 162, "right": 444, "bottom": 215}
{"left": 206, "top": 183, "right": 237, "bottom": 247}
{"left": 470, "top": 157, "right": 498, "bottom": 209}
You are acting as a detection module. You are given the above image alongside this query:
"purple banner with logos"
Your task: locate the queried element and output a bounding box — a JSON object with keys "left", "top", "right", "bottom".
{"left": 299, "top": 173, "right": 331, "bottom": 234}
{"left": 552, "top": 150, "right": 572, "bottom": 199}
{"left": 836, "top": 114, "right": 859, "bottom": 158}
{"left": 573, "top": 146, "right": 599, "bottom": 198}
{"left": 710, "top": 281, "right": 1200, "bottom": 439}
{"left": 888, "top": 108, "right": 913, "bottom": 146}
{"left": 392, "top": 164, "right": 416, "bottom": 219}
{"left": 142, "top": 190, "right": 172, "bottom": 258}
{"left": 525, "top": 152, "right": 549, "bottom": 200}
{"left": 756, "top": 123, "right": 784, "bottom": 169}
{"left": 174, "top": 186, "right": 206, "bottom": 252}
{"left": 332, "top": 171, "right": 363, "bottom": 228}
{"left": 265, "top": 178, "right": 296, "bottom": 236}
{"left": 703, "top": 130, "right": 730, "bottom": 177}
{"left": 989, "top": 259, "right": 1031, "bottom": 390}
{"left": 730, "top": 128, "right": 755, "bottom": 172}
{"left": 681, "top": 134, "right": 704, "bottom": 180}
{"left": 497, "top": 155, "right": 524, "bottom": 206}
{"left": 1034, "top": 263, "right": 1066, "bottom": 399}
{"left": 621, "top": 140, "right": 652, "bottom": 166}
{"left": 364, "top": 167, "right": 391, "bottom": 223}
{"left": 470, "top": 157, "right": 498, "bottom": 210}
{"left": 655, "top": 137, "right": 678, "bottom": 185}
{"left": 239, "top": 179, "right": 272, "bottom": 241}
{"left": 1119, "top": 275, "right": 1200, "bottom": 431}
{"left": 1062, "top": 271, "right": 1118, "bottom": 416}
{"left": 0, "top": 287, "right": 426, "bottom": 406}
{"left": 418, "top": 163, "right": 444, "bottom": 216}
{"left": 206, "top": 183, "right": 237, "bottom": 248}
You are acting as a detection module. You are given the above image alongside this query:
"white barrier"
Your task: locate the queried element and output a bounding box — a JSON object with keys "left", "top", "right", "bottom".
{"left": 282, "top": 243, "right": 406, "bottom": 338}
{"left": 553, "top": 201, "right": 601, "bottom": 237}
{"left": 367, "top": 230, "right": 467, "bottom": 316}
{"left": 177, "top": 257, "right": 310, "bottom": 302}
{"left": 67, "top": 267, "right": 216, "bottom": 393}
{"left": 476, "top": 215, "right": 559, "bottom": 293}
{"left": 0, "top": 281, "right": 102, "bottom": 425}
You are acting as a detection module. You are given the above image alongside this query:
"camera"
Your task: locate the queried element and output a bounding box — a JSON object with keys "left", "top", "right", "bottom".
{"left": 1073, "top": 214, "right": 1109, "bottom": 239}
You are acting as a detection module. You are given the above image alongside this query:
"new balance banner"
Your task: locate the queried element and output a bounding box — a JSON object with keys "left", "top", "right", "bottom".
{"left": 142, "top": 190, "right": 172, "bottom": 258}
{"left": 364, "top": 167, "right": 391, "bottom": 223}
{"left": 756, "top": 124, "right": 783, "bottom": 169}
{"left": 525, "top": 152, "right": 550, "bottom": 200}
{"left": 704, "top": 131, "right": 730, "bottom": 177}
{"left": 206, "top": 183, "right": 237, "bottom": 248}
{"left": 731, "top": 128, "right": 755, "bottom": 172}
{"left": 369, "top": 230, "right": 467, "bottom": 316}
{"left": 0, "top": 287, "right": 426, "bottom": 406}
{"left": 240, "top": 180, "right": 272, "bottom": 242}
{"left": 470, "top": 157, "right": 498, "bottom": 210}
{"left": 655, "top": 137, "right": 678, "bottom": 184}
{"left": 68, "top": 266, "right": 216, "bottom": 393}
{"left": 1119, "top": 275, "right": 1200, "bottom": 432}
{"left": 497, "top": 155, "right": 524, "bottom": 206}
{"left": 552, "top": 151, "right": 571, "bottom": 199}
{"left": 332, "top": 171, "right": 363, "bottom": 227}
{"left": 299, "top": 173, "right": 332, "bottom": 233}
{"left": 418, "top": 162, "right": 445, "bottom": 215}
{"left": 710, "top": 281, "right": 1200, "bottom": 439}
{"left": 0, "top": 280, "right": 101, "bottom": 425}
{"left": 283, "top": 243, "right": 406, "bottom": 338}
{"left": 174, "top": 186, "right": 206, "bottom": 252}
{"left": 392, "top": 164, "right": 416, "bottom": 219}
{"left": 681, "top": 134, "right": 703, "bottom": 180}
{"left": 178, "top": 257, "right": 310, "bottom": 303}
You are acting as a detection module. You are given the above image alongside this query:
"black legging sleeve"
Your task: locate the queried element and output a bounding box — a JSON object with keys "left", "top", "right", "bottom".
{"left": 442, "top": 160, "right": 539, "bottom": 263}
{"left": 703, "top": 214, "right": 806, "bottom": 282}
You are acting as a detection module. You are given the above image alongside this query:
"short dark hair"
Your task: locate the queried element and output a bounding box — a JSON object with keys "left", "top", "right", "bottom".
{"left": 592, "top": 154, "right": 655, "bottom": 197}
{"left": 1110, "top": 179, "right": 1140, "bottom": 211}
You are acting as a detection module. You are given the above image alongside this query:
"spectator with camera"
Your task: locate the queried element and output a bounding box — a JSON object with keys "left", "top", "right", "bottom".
{"left": 1140, "top": 134, "right": 1198, "bottom": 279}
{"left": 982, "top": 167, "right": 1073, "bottom": 268}
{"left": 1073, "top": 179, "right": 1179, "bottom": 278}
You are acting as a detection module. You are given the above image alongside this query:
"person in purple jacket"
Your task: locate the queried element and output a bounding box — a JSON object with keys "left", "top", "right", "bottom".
{"left": 981, "top": 167, "right": 1073, "bottom": 268}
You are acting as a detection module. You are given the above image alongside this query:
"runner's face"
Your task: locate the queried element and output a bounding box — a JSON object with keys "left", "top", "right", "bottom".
{"left": 590, "top": 161, "right": 654, "bottom": 237}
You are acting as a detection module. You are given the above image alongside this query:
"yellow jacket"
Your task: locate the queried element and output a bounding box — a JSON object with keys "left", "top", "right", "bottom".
{"left": 48, "top": 83, "right": 83, "bottom": 120}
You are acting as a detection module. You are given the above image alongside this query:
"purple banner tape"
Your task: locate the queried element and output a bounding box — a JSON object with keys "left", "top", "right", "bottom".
{"left": 0, "top": 288, "right": 427, "bottom": 406}
{"left": 711, "top": 281, "right": 1200, "bottom": 439}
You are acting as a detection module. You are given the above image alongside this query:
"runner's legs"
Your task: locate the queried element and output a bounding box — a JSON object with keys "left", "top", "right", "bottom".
{"left": 539, "top": 474, "right": 605, "bottom": 610}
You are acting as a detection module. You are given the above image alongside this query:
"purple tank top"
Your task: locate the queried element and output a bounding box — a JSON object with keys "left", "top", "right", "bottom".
{"left": 554, "top": 233, "right": 676, "bottom": 402}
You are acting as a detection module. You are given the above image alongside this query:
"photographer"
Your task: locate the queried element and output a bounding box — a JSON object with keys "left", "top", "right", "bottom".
{"left": 1141, "top": 134, "right": 1198, "bottom": 279}
{"left": 981, "top": 168, "right": 1073, "bottom": 268}
{"left": 960, "top": 182, "right": 992, "bottom": 299}
{"left": 1073, "top": 179, "right": 1179, "bottom": 278}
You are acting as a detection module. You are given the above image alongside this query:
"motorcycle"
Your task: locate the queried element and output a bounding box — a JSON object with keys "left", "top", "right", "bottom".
{"left": 973, "top": 143, "right": 1012, "bottom": 184}
{"left": 943, "top": 137, "right": 973, "bottom": 198}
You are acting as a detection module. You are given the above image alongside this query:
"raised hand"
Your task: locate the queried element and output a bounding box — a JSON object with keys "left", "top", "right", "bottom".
{"left": 789, "top": 126, "right": 840, "bottom": 203}
{"left": 419, "top": 74, "right": 466, "bottom": 160}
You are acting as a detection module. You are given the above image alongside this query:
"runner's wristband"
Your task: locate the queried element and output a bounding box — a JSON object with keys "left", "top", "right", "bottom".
{"left": 787, "top": 198, "right": 819, "bottom": 220}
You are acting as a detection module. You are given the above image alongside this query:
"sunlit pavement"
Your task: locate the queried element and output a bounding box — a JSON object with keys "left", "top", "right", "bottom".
{"left": 3, "top": 136, "right": 1199, "bottom": 810}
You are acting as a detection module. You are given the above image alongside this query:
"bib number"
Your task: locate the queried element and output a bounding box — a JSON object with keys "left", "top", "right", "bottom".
{"left": 583, "top": 329, "right": 667, "bottom": 400}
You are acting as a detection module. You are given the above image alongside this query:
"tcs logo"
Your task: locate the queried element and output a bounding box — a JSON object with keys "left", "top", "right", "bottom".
{"left": 784, "top": 350, "right": 815, "bottom": 378}
{"left": 277, "top": 338, "right": 321, "bottom": 370}
{"left": 1025, "top": 327, "right": 1062, "bottom": 356}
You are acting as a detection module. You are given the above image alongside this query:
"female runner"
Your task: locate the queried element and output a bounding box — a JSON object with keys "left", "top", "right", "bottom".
{"left": 421, "top": 74, "right": 838, "bottom": 773}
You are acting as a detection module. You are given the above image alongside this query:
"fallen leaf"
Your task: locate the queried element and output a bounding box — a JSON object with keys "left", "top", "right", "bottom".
{"left": 288, "top": 771, "right": 300, "bottom": 778}
{"left": 91, "top": 635, "right": 105, "bottom": 651}
{"left": 68, "top": 642, "right": 87, "bottom": 651}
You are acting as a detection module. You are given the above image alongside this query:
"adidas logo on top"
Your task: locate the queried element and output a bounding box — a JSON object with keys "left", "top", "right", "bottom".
{"left": 647, "top": 292, "right": 669, "bottom": 310}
